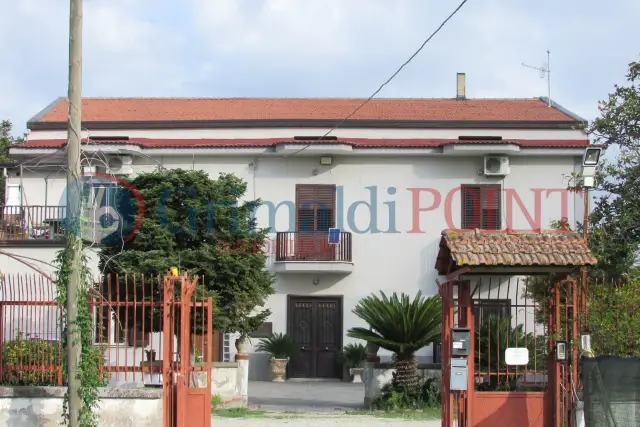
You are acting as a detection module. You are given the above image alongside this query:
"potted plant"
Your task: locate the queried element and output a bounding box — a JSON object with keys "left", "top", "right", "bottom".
{"left": 339, "top": 343, "right": 367, "bottom": 383}
{"left": 235, "top": 334, "right": 251, "bottom": 354}
{"left": 256, "top": 333, "right": 298, "bottom": 382}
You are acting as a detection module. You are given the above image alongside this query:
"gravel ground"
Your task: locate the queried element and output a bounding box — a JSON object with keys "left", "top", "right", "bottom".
{"left": 212, "top": 415, "right": 444, "bottom": 427}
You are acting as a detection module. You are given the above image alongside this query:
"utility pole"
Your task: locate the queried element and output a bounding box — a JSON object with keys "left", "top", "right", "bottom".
{"left": 66, "top": 0, "right": 83, "bottom": 425}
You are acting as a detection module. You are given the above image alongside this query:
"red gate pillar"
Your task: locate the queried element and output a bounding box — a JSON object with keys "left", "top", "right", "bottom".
{"left": 440, "top": 281, "right": 455, "bottom": 427}
{"left": 462, "top": 282, "right": 475, "bottom": 427}
{"left": 163, "top": 276, "right": 176, "bottom": 427}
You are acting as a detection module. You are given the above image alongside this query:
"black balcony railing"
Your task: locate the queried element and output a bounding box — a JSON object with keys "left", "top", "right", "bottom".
{"left": 0, "top": 205, "right": 67, "bottom": 241}
{"left": 275, "top": 231, "right": 352, "bottom": 262}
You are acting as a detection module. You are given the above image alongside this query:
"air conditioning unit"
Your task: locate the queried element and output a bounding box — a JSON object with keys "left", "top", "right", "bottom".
{"left": 484, "top": 155, "right": 510, "bottom": 176}
{"left": 106, "top": 155, "right": 133, "bottom": 175}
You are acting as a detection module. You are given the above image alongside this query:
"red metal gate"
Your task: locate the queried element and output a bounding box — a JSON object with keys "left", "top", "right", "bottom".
{"left": 440, "top": 276, "right": 581, "bottom": 427}
{"left": 163, "top": 273, "right": 213, "bottom": 427}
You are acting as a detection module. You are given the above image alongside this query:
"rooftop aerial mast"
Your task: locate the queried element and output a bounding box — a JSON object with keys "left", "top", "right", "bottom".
{"left": 522, "top": 49, "right": 551, "bottom": 107}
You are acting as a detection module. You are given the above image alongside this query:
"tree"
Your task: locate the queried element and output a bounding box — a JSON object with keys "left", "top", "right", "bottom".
{"left": 98, "top": 169, "right": 275, "bottom": 336}
{"left": 347, "top": 291, "right": 441, "bottom": 394}
{"left": 586, "top": 59, "right": 640, "bottom": 278}
{"left": 523, "top": 60, "right": 640, "bottom": 336}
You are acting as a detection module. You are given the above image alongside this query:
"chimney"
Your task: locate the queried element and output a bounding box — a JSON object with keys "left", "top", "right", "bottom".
{"left": 456, "top": 73, "right": 466, "bottom": 99}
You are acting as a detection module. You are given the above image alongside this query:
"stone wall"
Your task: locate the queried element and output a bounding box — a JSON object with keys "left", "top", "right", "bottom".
{"left": 0, "top": 387, "right": 162, "bottom": 427}
{"left": 363, "top": 362, "right": 442, "bottom": 407}
{"left": 0, "top": 360, "right": 249, "bottom": 427}
{"left": 205, "top": 361, "right": 249, "bottom": 407}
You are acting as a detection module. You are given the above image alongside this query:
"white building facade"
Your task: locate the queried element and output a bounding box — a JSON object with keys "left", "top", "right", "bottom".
{"left": 3, "top": 89, "right": 590, "bottom": 380}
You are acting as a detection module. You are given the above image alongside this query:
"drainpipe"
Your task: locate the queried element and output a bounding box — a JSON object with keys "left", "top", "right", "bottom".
{"left": 44, "top": 176, "right": 49, "bottom": 211}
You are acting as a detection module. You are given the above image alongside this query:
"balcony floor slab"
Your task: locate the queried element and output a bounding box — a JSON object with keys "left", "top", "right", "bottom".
{"left": 272, "top": 261, "right": 354, "bottom": 275}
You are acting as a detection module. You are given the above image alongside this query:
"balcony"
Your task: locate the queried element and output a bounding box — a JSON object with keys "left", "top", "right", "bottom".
{"left": 273, "top": 231, "right": 353, "bottom": 274}
{"left": 0, "top": 205, "right": 67, "bottom": 244}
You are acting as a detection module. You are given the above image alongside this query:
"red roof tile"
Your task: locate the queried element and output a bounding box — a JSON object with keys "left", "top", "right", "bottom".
{"left": 435, "top": 229, "right": 597, "bottom": 273}
{"left": 31, "top": 97, "right": 579, "bottom": 123}
{"left": 15, "top": 138, "right": 590, "bottom": 149}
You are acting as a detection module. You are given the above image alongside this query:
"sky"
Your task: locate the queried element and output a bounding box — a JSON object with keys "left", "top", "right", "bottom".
{"left": 1, "top": 0, "right": 639, "bottom": 137}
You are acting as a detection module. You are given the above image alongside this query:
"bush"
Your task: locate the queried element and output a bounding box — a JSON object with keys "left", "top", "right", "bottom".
{"left": 255, "top": 333, "right": 298, "bottom": 359}
{"left": 371, "top": 375, "right": 441, "bottom": 411}
{"left": 337, "top": 342, "right": 367, "bottom": 368}
{"left": 585, "top": 279, "right": 640, "bottom": 356}
{"left": 1, "top": 333, "right": 62, "bottom": 386}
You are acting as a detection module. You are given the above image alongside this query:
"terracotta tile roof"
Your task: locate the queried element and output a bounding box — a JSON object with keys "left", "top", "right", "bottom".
{"left": 30, "top": 97, "right": 579, "bottom": 123}
{"left": 16, "top": 138, "right": 589, "bottom": 149}
{"left": 436, "top": 229, "right": 597, "bottom": 272}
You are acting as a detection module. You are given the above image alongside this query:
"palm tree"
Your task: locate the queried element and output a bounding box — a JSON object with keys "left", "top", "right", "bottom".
{"left": 347, "top": 291, "right": 442, "bottom": 394}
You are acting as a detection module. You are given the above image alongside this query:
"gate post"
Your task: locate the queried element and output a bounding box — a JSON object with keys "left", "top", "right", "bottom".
{"left": 461, "top": 282, "right": 474, "bottom": 427}
{"left": 439, "top": 281, "right": 454, "bottom": 427}
{"left": 178, "top": 276, "right": 196, "bottom": 427}
{"left": 163, "top": 275, "right": 176, "bottom": 427}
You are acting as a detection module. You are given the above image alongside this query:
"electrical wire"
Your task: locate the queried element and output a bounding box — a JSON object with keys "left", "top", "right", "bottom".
{"left": 285, "top": 0, "right": 470, "bottom": 158}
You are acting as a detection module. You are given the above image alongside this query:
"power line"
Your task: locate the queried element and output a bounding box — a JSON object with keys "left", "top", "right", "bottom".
{"left": 286, "top": 0, "right": 470, "bottom": 158}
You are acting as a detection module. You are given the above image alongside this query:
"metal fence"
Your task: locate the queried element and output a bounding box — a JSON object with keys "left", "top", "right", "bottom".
{"left": 0, "top": 205, "right": 67, "bottom": 241}
{"left": 0, "top": 272, "right": 215, "bottom": 387}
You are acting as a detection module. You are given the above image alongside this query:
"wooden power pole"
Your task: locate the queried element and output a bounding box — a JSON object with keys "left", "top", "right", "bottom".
{"left": 66, "top": 0, "right": 83, "bottom": 425}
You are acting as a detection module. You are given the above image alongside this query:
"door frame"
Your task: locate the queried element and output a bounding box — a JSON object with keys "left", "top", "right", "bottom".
{"left": 286, "top": 295, "right": 344, "bottom": 379}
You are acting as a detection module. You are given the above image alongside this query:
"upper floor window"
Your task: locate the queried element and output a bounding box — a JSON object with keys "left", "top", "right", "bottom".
{"left": 295, "top": 184, "right": 336, "bottom": 232}
{"left": 461, "top": 184, "right": 502, "bottom": 230}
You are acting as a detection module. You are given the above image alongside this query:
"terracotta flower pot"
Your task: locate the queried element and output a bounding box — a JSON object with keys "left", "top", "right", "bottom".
{"left": 269, "top": 358, "right": 289, "bottom": 382}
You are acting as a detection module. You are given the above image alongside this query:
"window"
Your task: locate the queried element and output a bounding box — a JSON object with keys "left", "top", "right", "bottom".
{"left": 295, "top": 185, "right": 336, "bottom": 232}
{"left": 94, "top": 307, "right": 126, "bottom": 345}
{"left": 473, "top": 299, "right": 511, "bottom": 326}
{"left": 461, "top": 184, "right": 501, "bottom": 230}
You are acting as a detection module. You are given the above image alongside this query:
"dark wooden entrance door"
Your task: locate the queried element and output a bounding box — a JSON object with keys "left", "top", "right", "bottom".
{"left": 287, "top": 296, "right": 342, "bottom": 379}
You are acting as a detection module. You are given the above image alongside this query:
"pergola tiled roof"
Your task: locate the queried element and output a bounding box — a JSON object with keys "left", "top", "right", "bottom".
{"left": 435, "top": 228, "right": 598, "bottom": 275}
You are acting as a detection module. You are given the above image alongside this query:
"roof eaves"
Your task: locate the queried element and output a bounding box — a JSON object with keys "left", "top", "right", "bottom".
{"left": 540, "top": 97, "right": 589, "bottom": 126}
{"left": 27, "top": 118, "right": 584, "bottom": 131}
{"left": 26, "top": 97, "right": 65, "bottom": 127}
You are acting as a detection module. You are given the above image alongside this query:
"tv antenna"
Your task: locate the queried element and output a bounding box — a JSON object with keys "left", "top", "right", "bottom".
{"left": 522, "top": 49, "right": 551, "bottom": 107}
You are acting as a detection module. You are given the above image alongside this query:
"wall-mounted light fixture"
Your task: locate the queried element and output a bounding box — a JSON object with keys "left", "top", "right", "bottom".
{"left": 581, "top": 147, "right": 602, "bottom": 188}
{"left": 313, "top": 276, "right": 320, "bottom": 286}
{"left": 320, "top": 157, "right": 332, "bottom": 165}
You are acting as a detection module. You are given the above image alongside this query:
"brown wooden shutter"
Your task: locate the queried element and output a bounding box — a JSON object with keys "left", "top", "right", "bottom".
{"left": 295, "top": 185, "right": 336, "bottom": 231}
{"left": 461, "top": 185, "right": 501, "bottom": 230}
{"left": 295, "top": 185, "right": 336, "bottom": 261}
{"left": 481, "top": 185, "right": 501, "bottom": 230}
{"left": 461, "top": 185, "right": 481, "bottom": 229}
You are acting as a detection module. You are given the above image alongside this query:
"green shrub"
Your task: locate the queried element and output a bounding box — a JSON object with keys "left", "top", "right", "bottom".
{"left": 338, "top": 342, "right": 368, "bottom": 368}
{"left": 371, "top": 375, "right": 441, "bottom": 411}
{"left": 1, "top": 333, "right": 62, "bottom": 386}
{"left": 255, "top": 333, "right": 298, "bottom": 359}
{"left": 585, "top": 280, "right": 640, "bottom": 356}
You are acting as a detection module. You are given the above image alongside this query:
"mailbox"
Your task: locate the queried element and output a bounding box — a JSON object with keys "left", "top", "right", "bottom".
{"left": 452, "top": 327, "right": 471, "bottom": 356}
{"left": 450, "top": 358, "right": 468, "bottom": 391}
